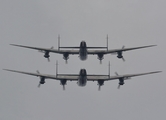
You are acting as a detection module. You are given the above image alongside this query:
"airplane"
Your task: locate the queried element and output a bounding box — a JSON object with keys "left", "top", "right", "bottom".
{"left": 10, "top": 35, "right": 156, "bottom": 63}
{"left": 3, "top": 62, "right": 161, "bottom": 90}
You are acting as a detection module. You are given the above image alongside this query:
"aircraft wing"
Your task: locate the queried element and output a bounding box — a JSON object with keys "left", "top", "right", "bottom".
{"left": 10, "top": 44, "right": 79, "bottom": 54}
{"left": 60, "top": 47, "right": 107, "bottom": 49}
{"left": 87, "top": 45, "right": 156, "bottom": 54}
{"left": 3, "top": 69, "right": 79, "bottom": 81}
{"left": 87, "top": 71, "right": 161, "bottom": 81}
{"left": 87, "top": 75, "right": 110, "bottom": 80}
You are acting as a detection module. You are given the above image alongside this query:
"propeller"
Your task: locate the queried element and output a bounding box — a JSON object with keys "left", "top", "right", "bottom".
{"left": 121, "top": 46, "right": 125, "bottom": 62}
{"left": 100, "top": 60, "right": 102, "bottom": 64}
{"left": 39, "top": 46, "right": 54, "bottom": 62}
{"left": 36, "top": 71, "right": 43, "bottom": 88}
{"left": 122, "top": 45, "right": 125, "bottom": 49}
{"left": 63, "top": 85, "right": 65, "bottom": 90}
{"left": 36, "top": 70, "right": 40, "bottom": 74}
{"left": 117, "top": 84, "right": 121, "bottom": 89}
{"left": 122, "top": 57, "right": 125, "bottom": 62}
{"left": 115, "top": 72, "right": 123, "bottom": 89}
{"left": 47, "top": 57, "right": 50, "bottom": 62}
{"left": 98, "top": 85, "right": 101, "bottom": 91}
{"left": 65, "top": 60, "right": 68, "bottom": 64}
{"left": 117, "top": 46, "right": 126, "bottom": 62}
{"left": 115, "top": 72, "right": 119, "bottom": 76}
{"left": 38, "top": 83, "right": 41, "bottom": 88}
{"left": 47, "top": 47, "right": 53, "bottom": 62}
{"left": 50, "top": 46, "right": 54, "bottom": 49}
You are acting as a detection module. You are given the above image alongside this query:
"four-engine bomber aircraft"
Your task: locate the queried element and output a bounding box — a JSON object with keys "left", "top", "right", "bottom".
{"left": 10, "top": 36, "right": 156, "bottom": 63}
{"left": 3, "top": 62, "right": 161, "bottom": 90}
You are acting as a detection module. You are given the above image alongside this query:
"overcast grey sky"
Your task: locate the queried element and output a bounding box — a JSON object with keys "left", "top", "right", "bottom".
{"left": 0, "top": 0, "right": 165, "bottom": 120}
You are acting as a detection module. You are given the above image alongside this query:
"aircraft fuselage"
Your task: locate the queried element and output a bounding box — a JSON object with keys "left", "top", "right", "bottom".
{"left": 79, "top": 41, "right": 88, "bottom": 60}
{"left": 78, "top": 69, "right": 87, "bottom": 86}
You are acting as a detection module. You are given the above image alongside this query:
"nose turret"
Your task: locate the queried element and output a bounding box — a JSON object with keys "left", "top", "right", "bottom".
{"left": 80, "top": 69, "right": 87, "bottom": 76}
{"left": 80, "top": 41, "right": 87, "bottom": 48}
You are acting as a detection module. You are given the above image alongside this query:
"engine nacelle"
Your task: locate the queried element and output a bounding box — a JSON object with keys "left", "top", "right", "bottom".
{"left": 117, "top": 52, "right": 123, "bottom": 59}
{"left": 63, "top": 53, "right": 69, "bottom": 60}
{"left": 97, "top": 80, "right": 104, "bottom": 86}
{"left": 60, "top": 79, "right": 67, "bottom": 85}
{"left": 97, "top": 53, "right": 104, "bottom": 60}
{"left": 119, "top": 78, "right": 124, "bottom": 85}
{"left": 40, "top": 77, "right": 45, "bottom": 84}
{"left": 44, "top": 54, "right": 50, "bottom": 58}
{"left": 44, "top": 51, "right": 50, "bottom": 58}
{"left": 119, "top": 82, "right": 124, "bottom": 85}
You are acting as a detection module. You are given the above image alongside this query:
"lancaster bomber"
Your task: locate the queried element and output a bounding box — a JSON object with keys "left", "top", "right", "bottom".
{"left": 10, "top": 35, "right": 156, "bottom": 63}
{"left": 3, "top": 62, "right": 161, "bottom": 90}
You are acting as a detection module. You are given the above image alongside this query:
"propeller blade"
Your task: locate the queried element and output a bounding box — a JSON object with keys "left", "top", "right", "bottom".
{"left": 65, "top": 60, "right": 68, "bottom": 64}
{"left": 38, "top": 83, "right": 41, "bottom": 88}
{"left": 122, "top": 57, "right": 125, "bottom": 62}
{"left": 115, "top": 72, "right": 119, "bottom": 76}
{"left": 118, "top": 84, "right": 121, "bottom": 89}
{"left": 63, "top": 85, "right": 65, "bottom": 90}
{"left": 47, "top": 58, "right": 50, "bottom": 62}
{"left": 36, "top": 70, "right": 40, "bottom": 74}
{"left": 98, "top": 85, "right": 101, "bottom": 91}
{"left": 50, "top": 46, "right": 54, "bottom": 49}
{"left": 100, "top": 60, "right": 102, "bottom": 64}
{"left": 122, "top": 45, "right": 125, "bottom": 49}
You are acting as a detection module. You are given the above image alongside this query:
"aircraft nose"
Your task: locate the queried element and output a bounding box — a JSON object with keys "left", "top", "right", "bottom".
{"left": 81, "top": 69, "right": 86, "bottom": 75}
{"left": 82, "top": 70, "right": 84, "bottom": 74}
{"left": 81, "top": 41, "right": 86, "bottom": 47}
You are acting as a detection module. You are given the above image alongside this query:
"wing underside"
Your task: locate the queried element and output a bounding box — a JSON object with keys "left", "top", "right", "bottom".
{"left": 87, "top": 71, "right": 161, "bottom": 81}
{"left": 10, "top": 44, "right": 79, "bottom": 54}
{"left": 87, "top": 45, "right": 156, "bottom": 54}
{"left": 3, "top": 69, "right": 79, "bottom": 81}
